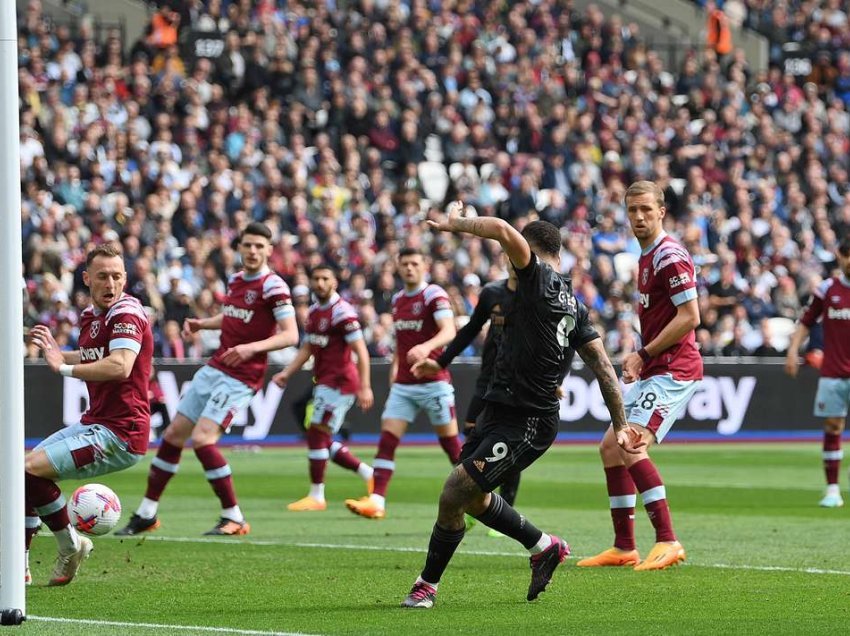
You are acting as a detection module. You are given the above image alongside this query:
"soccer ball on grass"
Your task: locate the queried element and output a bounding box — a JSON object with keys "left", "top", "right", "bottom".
{"left": 67, "top": 483, "right": 122, "bottom": 536}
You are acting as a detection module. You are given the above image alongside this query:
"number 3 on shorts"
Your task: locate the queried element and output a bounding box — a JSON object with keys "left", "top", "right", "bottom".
{"left": 486, "top": 442, "right": 508, "bottom": 463}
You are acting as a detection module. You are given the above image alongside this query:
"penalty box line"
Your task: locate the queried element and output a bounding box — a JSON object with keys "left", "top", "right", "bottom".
{"left": 103, "top": 534, "right": 850, "bottom": 577}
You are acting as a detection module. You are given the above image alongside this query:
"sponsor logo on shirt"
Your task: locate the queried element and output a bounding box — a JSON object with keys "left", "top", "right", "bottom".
{"left": 827, "top": 307, "right": 850, "bottom": 320}
{"left": 80, "top": 346, "right": 105, "bottom": 361}
{"left": 113, "top": 322, "right": 137, "bottom": 336}
{"left": 395, "top": 319, "right": 424, "bottom": 331}
{"left": 669, "top": 273, "right": 691, "bottom": 288}
{"left": 222, "top": 304, "right": 255, "bottom": 324}
{"left": 307, "top": 334, "right": 330, "bottom": 347}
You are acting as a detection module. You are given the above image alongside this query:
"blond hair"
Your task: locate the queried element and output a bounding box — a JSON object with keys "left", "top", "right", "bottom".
{"left": 624, "top": 180, "right": 665, "bottom": 208}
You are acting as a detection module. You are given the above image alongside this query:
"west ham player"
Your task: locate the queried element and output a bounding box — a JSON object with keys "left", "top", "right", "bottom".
{"left": 117, "top": 223, "right": 298, "bottom": 536}
{"left": 785, "top": 238, "right": 850, "bottom": 507}
{"left": 345, "top": 247, "right": 460, "bottom": 519}
{"left": 272, "top": 264, "right": 375, "bottom": 511}
{"left": 28, "top": 244, "right": 154, "bottom": 585}
{"left": 578, "top": 180, "right": 702, "bottom": 571}
{"left": 401, "top": 205, "right": 637, "bottom": 609}
{"left": 414, "top": 265, "right": 523, "bottom": 537}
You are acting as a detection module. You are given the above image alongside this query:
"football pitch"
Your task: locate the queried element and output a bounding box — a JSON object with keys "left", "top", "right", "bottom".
{"left": 20, "top": 443, "right": 850, "bottom": 635}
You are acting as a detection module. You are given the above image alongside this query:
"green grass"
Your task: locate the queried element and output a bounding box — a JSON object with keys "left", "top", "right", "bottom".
{"left": 20, "top": 443, "right": 850, "bottom": 635}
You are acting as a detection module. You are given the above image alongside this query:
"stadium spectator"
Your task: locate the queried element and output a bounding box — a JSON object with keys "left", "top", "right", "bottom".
{"left": 15, "top": 0, "right": 850, "bottom": 369}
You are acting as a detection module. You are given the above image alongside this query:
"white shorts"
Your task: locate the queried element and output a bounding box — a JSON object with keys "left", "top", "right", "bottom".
{"left": 623, "top": 375, "right": 700, "bottom": 443}
{"left": 310, "top": 385, "right": 357, "bottom": 434}
{"left": 381, "top": 381, "right": 455, "bottom": 426}
{"left": 814, "top": 377, "right": 850, "bottom": 418}
{"left": 176, "top": 365, "right": 255, "bottom": 432}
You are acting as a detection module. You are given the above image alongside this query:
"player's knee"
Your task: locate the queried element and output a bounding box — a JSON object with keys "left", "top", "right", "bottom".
{"left": 825, "top": 418, "right": 845, "bottom": 434}
{"left": 162, "top": 425, "right": 189, "bottom": 446}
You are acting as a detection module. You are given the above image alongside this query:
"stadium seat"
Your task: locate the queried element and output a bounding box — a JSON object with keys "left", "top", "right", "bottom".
{"left": 418, "top": 161, "right": 450, "bottom": 205}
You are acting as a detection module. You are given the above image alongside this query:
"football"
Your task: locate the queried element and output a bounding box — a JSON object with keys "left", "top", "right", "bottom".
{"left": 68, "top": 484, "right": 122, "bottom": 536}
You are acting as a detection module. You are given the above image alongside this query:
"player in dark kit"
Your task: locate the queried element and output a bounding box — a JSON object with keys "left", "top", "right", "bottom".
{"left": 401, "top": 202, "right": 640, "bottom": 608}
{"left": 785, "top": 238, "right": 850, "bottom": 507}
{"left": 413, "top": 266, "right": 522, "bottom": 536}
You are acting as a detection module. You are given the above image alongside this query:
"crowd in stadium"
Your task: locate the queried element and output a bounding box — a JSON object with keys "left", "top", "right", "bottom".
{"left": 18, "top": 0, "right": 850, "bottom": 363}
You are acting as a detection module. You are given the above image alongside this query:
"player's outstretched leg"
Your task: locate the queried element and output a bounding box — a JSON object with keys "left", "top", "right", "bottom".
{"left": 195, "top": 443, "right": 250, "bottom": 535}
{"left": 26, "top": 472, "right": 91, "bottom": 586}
{"left": 820, "top": 421, "right": 844, "bottom": 507}
{"left": 629, "top": 459, "right": 685, "bottom": 571}
{"left": 329, "top": 440, "right": 374, "bottom": 494}
{"left": 401, "top": 523, "right": 465, "bottom": 609}
{"left": 288, "top": 426, "right": 330, "bottom": 511}
{"left": 346, "top": 429, "right": 399, "bottom": 519}
{"left": 577, "top": 465, "right": 640, "bottom": 567}
{"left": 488, "top": 471, "right": 521, "bottom": 538}
{"left": 472, "top": 492, "right": 569, "bottom": 600}
{"left": 118, "top": 416, "right": 194, "bottom": 536}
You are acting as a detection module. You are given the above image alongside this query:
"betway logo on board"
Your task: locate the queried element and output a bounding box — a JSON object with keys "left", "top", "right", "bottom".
{"left": 222, "top": 304, "right": 254, "bottom": 323}
{"left": 558, "top": 375, "right": 757, "bottom": 435}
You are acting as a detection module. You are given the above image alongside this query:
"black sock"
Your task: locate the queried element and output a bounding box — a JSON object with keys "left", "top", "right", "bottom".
{"left": 499, "top": 471, "right": 521, "bottom": 507}
{"left": 474, "top": 493, "right": 542, "bottom": 549}
{"left": 420, "top": 523, "right": 465, "bottom": 585}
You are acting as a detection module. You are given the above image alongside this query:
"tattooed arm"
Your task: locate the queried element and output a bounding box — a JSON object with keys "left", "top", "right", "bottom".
{"left": 578, "top": 338, "right": 644, "bottom": 453}
{"left": 428, "top": 201, "right": 532, "bottom": 269}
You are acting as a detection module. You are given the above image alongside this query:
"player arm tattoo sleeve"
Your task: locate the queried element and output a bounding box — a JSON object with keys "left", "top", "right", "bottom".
{"left": 578, "top": 338, "right": 628, "bottom": 432}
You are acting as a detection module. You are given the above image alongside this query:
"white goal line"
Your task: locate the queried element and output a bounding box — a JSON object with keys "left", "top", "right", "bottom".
{"left": 27, "top": 615, "right": 319, "bottom": 636}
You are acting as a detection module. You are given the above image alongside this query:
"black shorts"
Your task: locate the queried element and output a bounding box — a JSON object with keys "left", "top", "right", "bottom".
{"left": 460, "top": 402, "right": 559, "bottom": 493}
{"left": 465, "top": 393, "right": 487, "bottom": 425}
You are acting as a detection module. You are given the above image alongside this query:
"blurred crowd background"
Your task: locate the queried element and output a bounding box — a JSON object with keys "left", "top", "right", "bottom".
{"left": 19, "top": 0, "right": 848, "bottom": 364}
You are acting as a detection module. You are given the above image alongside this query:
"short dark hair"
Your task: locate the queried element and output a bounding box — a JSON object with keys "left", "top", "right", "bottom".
{"left": 310, "top": 263, "right": 338, "bottom": 278}
{"left": 399, "top": 247, "right": 423, "bottom": 259}
{"left": 521, "top": 220, "right": 561, "bottom": 257}
{"left": 839, "top": 237, "right": 850, "bottom": 257}
{"left": 241, "top": 222, "right": 272, "bottom": 242}
{"left": 86, "top": 243, "right": 123, "bottom": 268}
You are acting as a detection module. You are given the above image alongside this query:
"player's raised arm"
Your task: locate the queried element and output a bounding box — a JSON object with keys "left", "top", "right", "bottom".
{"left": 31, "top": 324, "right": 139, "bottom": 381}
{"left": 429, "top": 201, "right": 532, "bottom": 270}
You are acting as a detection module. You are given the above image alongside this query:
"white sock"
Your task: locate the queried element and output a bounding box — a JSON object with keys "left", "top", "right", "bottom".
{"left": 309, "top": 483, "right": 326, "bottom": 501}
{"left": 826, "top": 483, "right": 841, "bottom": 497}
{"left": 136, "top": 497, "right": 159, "bottom": 519}
{"left": 416, "top": 575, "right": 438, "bottom": 589}
{"left": 222, "top": 505, "right": 244, "bottom": 522}
{"left": 529, "top": 532, "right": 553, "bottom": 555}
{"left": 357, "top": 464, "right": 374, "bottom": 480}
{"left": 54, "top": 525, "right": 80, "bottom": 556}
{"left": 25, "top": 550, "right": 30, "bottom": 570}
{"left": 369, "top": 494, "right": 386, "bottom": 508}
